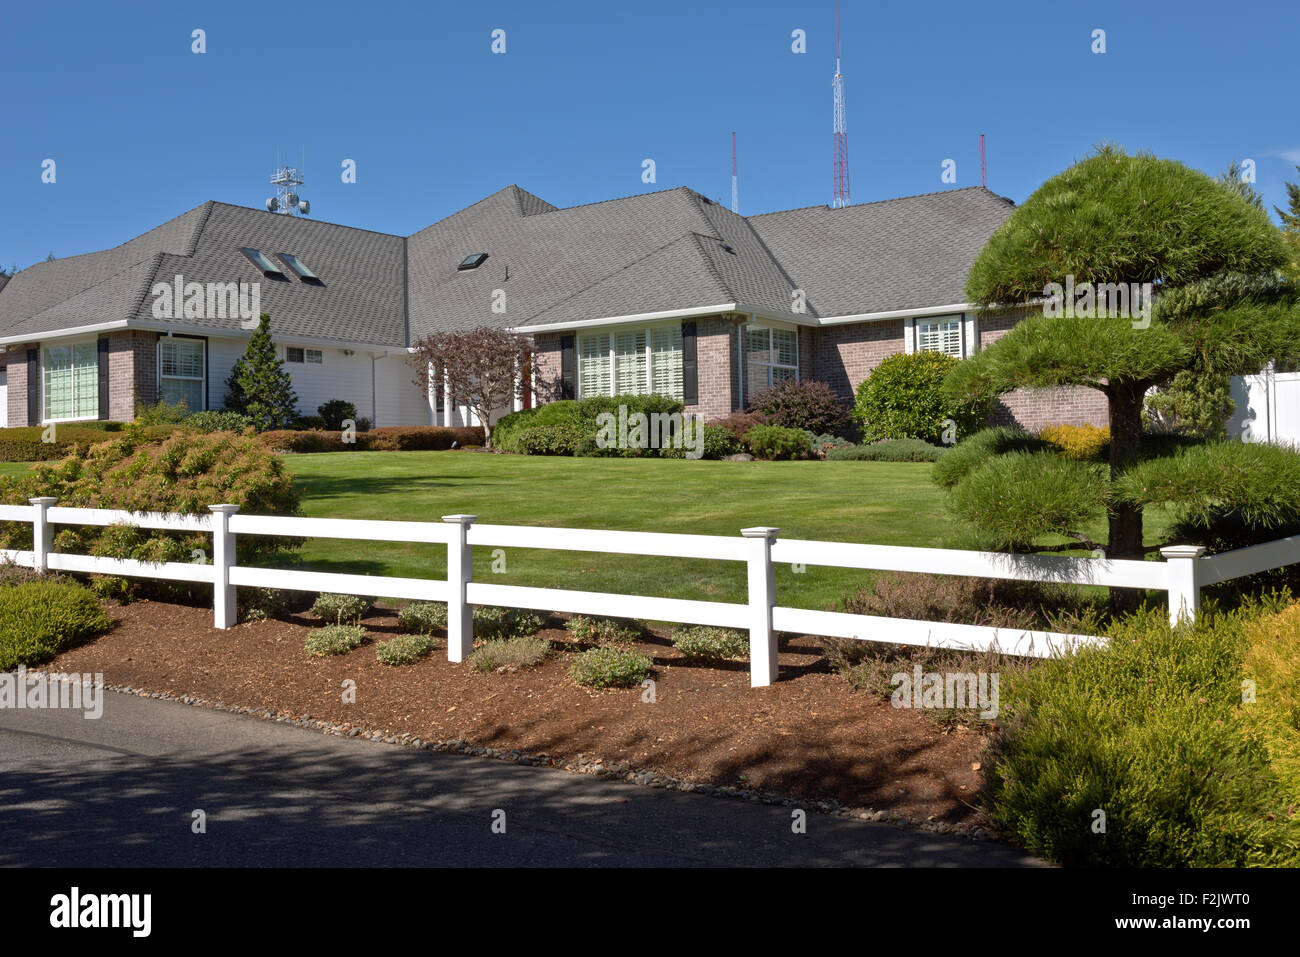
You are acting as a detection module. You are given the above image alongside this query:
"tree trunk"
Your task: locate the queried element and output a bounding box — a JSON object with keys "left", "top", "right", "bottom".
{"left": 1106, "top": 381, "right": 1146, "bottom": 613}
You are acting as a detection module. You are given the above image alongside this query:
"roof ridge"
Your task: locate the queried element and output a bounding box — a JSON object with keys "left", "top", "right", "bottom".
{"left": 19, "top": 251, "right": 164, "bottom": 328}
{"left": 204, "top": 200, "right": 403, "bottom": 239}
{"left": 746, "top": 185, "right": 1011, "bottom": 219}
{"left": 182, "top": 201, "right": 216, "bottom": 257}
{"left": 728, "top": 213, "right": 817, "bottom": 317}
{"left": 685, "top": 231, "right": 738, "bottom": 303}
{"left": 128, "top": 252, "right": 169, "bottom": 324}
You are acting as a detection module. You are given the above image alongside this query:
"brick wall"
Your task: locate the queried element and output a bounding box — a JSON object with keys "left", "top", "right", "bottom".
{"left": 108, "top": 330, "right": 158, "bottom": 420}
{"left": 689, "top": 314, "right": 740, "bottom": 420}
{"left": 5, "top": 350, "right": 29, "bottom": 427}
{"left": 811, "top": 319, "right": 906, "bottom": 399}
{"left": 531, "top": 332, "right": 564, "bottom": 402}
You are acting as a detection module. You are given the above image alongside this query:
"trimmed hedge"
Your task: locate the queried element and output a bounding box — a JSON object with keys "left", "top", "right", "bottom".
{"left": 257, "top": 426, "right": 482, "bottom": 453}
{"left": 494, "top": 395, "right": 685, "bottom": 456}
{"left": 0, "top": 423, "right": 178, "bottom": 463}
{"left": 827, "top": 439, "right": 948, "bottom": 462}
{"left": 0, "top": 580, "right": 113, "bottom": 669}
{"left": 744, "top": 425, "right": 812, "bottom": 460}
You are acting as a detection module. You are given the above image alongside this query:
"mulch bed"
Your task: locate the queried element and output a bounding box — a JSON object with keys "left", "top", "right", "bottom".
{"left": 47, "top": 600, "right": 997, "bottom": 828}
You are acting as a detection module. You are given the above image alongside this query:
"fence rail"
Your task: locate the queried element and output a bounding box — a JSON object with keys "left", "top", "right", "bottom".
{"left": 4, "top": 499, "right": 1298, "bottom": 687}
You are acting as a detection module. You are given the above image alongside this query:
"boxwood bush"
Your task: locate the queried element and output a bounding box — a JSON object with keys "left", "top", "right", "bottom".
{"left": 515, "top": 424, "right": 582, "bottom": 456}
{"left": 569, "top": 646, "right": 654, "bottom": 688}
{"left": 494, "top": 395, "right": 685, "bottom": 456}
{"left": 0, "top": 580, "right": 113, "bottom": 669}
{"left": 184, "top": 410, "right": 256, "bottom": 433}
{"left": 853, "top": 351, "right": 992, "bottom": 444}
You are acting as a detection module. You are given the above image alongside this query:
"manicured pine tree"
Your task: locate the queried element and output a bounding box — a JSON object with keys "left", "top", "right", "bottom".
{"left": 224, "top": 313, "right": 300, "bottom": 431}
{"left": 1276, "top": 165, "right": 1300, "bottom": 280}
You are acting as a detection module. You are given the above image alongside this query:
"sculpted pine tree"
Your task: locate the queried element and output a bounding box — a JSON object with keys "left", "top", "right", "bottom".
{"left": 943, "top": 147, "right": 1300, "bottom": 605}
{"left": 224, "top": 313, "right": 300, "bottom": 431}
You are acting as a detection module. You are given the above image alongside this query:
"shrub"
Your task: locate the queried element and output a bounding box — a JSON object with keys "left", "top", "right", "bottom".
{"left": 304, "top": 624, "right": 366, "bottom": 657}
{"left": 1039, "top": 423, "right": 1110, "bottom": 461}
{"left": 708, "top": 411, "right": 769, "bottom": 442}
{"left": 491, "top": 402, "right": 584, "bottom": 453}
{"left": 948, "top": 451, "right": 1110, "bottom": 549}
{"left": 1240, "top": 602, "right": 1300, "bottom": 800}
{"left": 853, "top": 351, "right": 992, "bottom": 443}
{"left": 185, "top": 410, "right": 255, "bottom": 434}
{"left": 745, "top": 378, "right": 851, "bottom": 435}
{"left": 569, "top": 646, "right": 654, "bottom": 688}
{"left": 398, "top": 601, "right": 447, "bottom": 634}
{"left": 473, "top": 606, "right": 547, "bottom": 640}
{"left": 361, "top": 426, "right": 481, "bottom": 451}
{"left": 311, "top": 593, "right": 372, "bottom": 625}
{"left": 240, "top": 586, "right": 313, "bottom": 623}
{"left": 671, "top": 625, "right": 748, "bottom": 661}
{"left": 808, "top": 433, "right": 854, "bottom": 458}
{"left": 294, "top": 415, "right": 328, "bottom": 431}
{"left": 515, "top": 424, "right": 582, "bottom": 456}
{"left": 931, "top": 427, "right": 1050, "bottom": 488}
{"left": 987, "top": 607, "right": 1300, "bottom": 866}
{"left": 565, "top": 615, "right": 643, "bottom": 646}
{"left": 744, "top": 425, "right": 812, "bottom": 460}
{"left": 134, "top": 397, "right": 191, "bottom": 426}
{"left": 224, "top": 313, "right": 300, "bottom": 431}
{"left": 827, "top": 439, "right": 947, "bottom": 462}
{"left": 469, "top": 637, "right": 551, "bottom": 673}
{"left": 495, "top": 395, "right": 685, "bottom": 456}
{"left": 0, "top": 581, "right": 113, "bottom": 669}
{"left": 375, "top": 633, "right": 438, "bottom": 666}
{"left": 318, "top": 399, "right": 358, "bottom": 431}
{"left": 657, "top": 423, "right": 742, "bottom": 460}
{"left": 257, "top": 430, "right": 353, "bottom": 453}
{"left": 0, "top": 424, "right": 129, "bottom": 463}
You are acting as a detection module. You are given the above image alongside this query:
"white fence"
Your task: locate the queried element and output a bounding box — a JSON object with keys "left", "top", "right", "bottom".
{"left": 2, "top": 498, "right": 1298, "bottom": 687}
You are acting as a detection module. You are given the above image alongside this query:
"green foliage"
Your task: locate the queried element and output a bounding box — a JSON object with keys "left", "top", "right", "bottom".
{"left": 135, "top": 397, "right": 191, "bottom": 425}
{"left": 375, "top": 632, "right": 438, "bottom": 666}
{"left": 224, "top": 314, "right": 300, "bottom": 430}
{"left": 473, "top": 605, "right": 547, "bottom": 640}
{"left": 0, "top": 581, "right": 113, "bottom": 669}
{"left": 0, "top": 424, "right": 130, "bottom": 463}
{"left": 948, "top": 451, "right": 1110, "bottom": 549}
{"left": 469, "top": 636, "right": 550, "bottom": 673}
{"left": 515, "top": 424, "right": 582, "bottom": 456}
{"left": 495, "top": 395, "right": 686, "bottom": 456}
{"left": 744, "top": 424, "right": 812, "bottom": 460}
{"left": 397, "top": 601, "right": 447, "bottom": 634}
{"left": 656, "top": 422, "right": 742, "bottom": 460}
{"left": 1241, "top": 603, "right": 1300, "bottom": 801}
{"left": 304, "top": 624, "right": 366, "bottom": 657}
{"left": 808, "top": 432, "right": 854, "bottom": 458}
{"left": 745, "top": 378, "right": 850, "bottom": 435}
{"left": 671, "top": 625, "right": 748, "bottom": 661}
{"left": 362, "top": 426, "right": 482, "bottom": 451}
{"left": 854, "top": 352, "right": 991, "bottom": 443}
{"left": 569, "top": 646, "right": 654, "bottom": 688}
{"left": 311, "top": 593, "right": 372, "bottom": 625}
{"left": 184, "top": 409, "right": 256, "bottom": 433}
{"left": 1144, "top": 369, "right": 1234, "bottom": 439}
{"left": 827, "top": 438, "right": 947, "bottom": 462}
{"left": 565, "top": 615, "right": 643, "bottom": 646}
{"left": 317, "top": 400, "right": 357, "bottom": 431}
{"left": 931, "top": 427, "right": 1052, "bottom": 488}
{"left": 987, "top": 607, "right": 1300, "bottom": 866}
{"left": 239, "top": 587, "right": 312, "bottom": 623}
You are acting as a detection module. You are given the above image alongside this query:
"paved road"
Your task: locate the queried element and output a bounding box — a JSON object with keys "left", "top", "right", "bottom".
{"left": 0, "top": 690, "right": 1044, "bottom": 867}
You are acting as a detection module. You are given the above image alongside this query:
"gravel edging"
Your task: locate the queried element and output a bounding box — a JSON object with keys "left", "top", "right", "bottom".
{"left": 33, "top": 670, "right": 1000, "bottom": 843}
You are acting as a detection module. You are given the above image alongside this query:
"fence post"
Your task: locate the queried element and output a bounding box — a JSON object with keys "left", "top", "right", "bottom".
{"left": 29, "top": 497, "right": 57, "bottom": 573}
{"left": 1160, "top": 544, "right": 1206, "bottom": 626}
{"left": 442, "top": 514, "right": 477, "bottom": 663}
{"left": 209, "top": 505, "right": 240, "bottom": 629}
{"left": 741, "top": 526, "right": 780, "bottom": 687}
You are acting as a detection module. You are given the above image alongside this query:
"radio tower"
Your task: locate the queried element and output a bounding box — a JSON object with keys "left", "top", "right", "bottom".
{"left": 731, "top": 132, "right": 739, "bottom": 213}
{"left": 832, "top": 1, "right": 850, "bottom": 208}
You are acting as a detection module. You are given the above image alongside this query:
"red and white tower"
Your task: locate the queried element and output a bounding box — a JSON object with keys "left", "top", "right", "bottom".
{"left": 832, "top": 1, "right": 850, "bottom": 208}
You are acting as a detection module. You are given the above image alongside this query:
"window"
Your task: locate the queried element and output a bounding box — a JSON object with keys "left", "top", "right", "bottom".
{"left": 285, "top": 347, "right": 323, "bottom": 364}
{"left": 276, "top": 253, "right": 321, "bottom": 283}
{"left": 744, "top": 325, "right": 799, "bottom": 398}
{"left": 577, "top": 324, "right": 685, "bottom": 401}
{"left": 43, "top": 340, "right": 99, "bottom": 421}
{"left": 458, "top": 253, "right": 488, "bottom": 271}
{"left": 917, "top": 316, "right": 964, "bottom": 358}
{"left": 239, "top": 247, "right": 285, "bottom": 277}
{"left": 158, "top": 337, "right": 205, "bottom": 410}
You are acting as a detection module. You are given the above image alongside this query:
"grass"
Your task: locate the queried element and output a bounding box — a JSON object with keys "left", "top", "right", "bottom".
{"left": 272, "top": 451, "right": 1178, "bottom": 612}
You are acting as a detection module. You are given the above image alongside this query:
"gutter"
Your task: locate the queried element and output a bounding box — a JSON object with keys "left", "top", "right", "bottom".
{"left": 0, "top": 319, "right": 403, "bottom": 354}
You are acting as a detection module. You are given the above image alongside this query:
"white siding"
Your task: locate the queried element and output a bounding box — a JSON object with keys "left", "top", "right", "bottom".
{"left": 374, "top": 351, "right": 432, "bottom": 427}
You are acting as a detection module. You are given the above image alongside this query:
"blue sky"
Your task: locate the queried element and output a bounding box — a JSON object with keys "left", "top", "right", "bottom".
{"left": 2, "top": 0, "right": 1297, "bottom": 270}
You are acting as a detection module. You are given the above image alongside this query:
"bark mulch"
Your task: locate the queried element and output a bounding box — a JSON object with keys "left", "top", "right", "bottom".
{"left": 48, "top": 600, "right": 998, "bottom": 828}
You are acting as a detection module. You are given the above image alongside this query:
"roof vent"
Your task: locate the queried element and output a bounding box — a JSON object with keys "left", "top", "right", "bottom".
{"left": 458, "top": 253, "right": 489, "bottom": 271}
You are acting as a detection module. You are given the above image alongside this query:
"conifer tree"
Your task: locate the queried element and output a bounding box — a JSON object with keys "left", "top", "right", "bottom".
{"left": 224, "top": 313, "right": 300, "bottom": 430}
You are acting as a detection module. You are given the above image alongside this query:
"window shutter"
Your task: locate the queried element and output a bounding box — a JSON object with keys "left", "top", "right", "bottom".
{"left": 904, "top": 318, "right": 916, "bottom": 354}
{"left": 26, "top": 348, "right": 38, "bottom": 426}
{"left": 97, "top": 336, "right": 109, "bottom": 420}
{"left": 559, "top": 335, "right": 576, "bottom": 400}
{"left": 681, "top": 321, "right": 697, "bottom": 405}
{"left": 963, "top": 313, "right": 977, "bottom": 358}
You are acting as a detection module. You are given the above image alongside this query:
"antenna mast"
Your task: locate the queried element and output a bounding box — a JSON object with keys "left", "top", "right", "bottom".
{"left": 832, "top": 0, "right": 850, "bottom": 208}
{"left": 980, "top": 134, "right": 987, "bottom": 188}
{"left": 731, "top": 132, "right": 739, "bottom": 213}
{"left": 265, "top": 149, "right": 311, "bottom": 216}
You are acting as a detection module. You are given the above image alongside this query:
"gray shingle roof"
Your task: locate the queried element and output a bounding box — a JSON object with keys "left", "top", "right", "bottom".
{"left": 0, "top": 184, "right": 1013, "bottom": 346}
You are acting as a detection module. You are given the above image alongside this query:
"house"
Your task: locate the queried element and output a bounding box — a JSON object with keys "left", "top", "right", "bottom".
{"left": 0, "top": 184, "right": 1108, "bottom": 432}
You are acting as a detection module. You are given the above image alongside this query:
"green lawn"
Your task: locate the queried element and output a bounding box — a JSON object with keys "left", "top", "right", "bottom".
{"left": 279, "top": 451, "right": 1177, "bottom": 611}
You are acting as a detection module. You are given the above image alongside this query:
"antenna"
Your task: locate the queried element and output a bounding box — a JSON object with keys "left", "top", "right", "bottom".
{"left": 980, "top": 134, "right": 987, "bottom": 188}
{"left": 731, "top": 132, "right": 739, "bottom": 213}
{"left": 265, "top": 150, "right": 311, "bottom": 216}
{"left": 832, "top": 0, "right": 850, "bottom": 208}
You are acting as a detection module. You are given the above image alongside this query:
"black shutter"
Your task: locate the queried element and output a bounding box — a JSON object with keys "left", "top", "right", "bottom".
{"left": 559, "top": 335, "right": 576, "bottom": 400}
{"left": 681, "top": 321, "right": 698, "bottom": 405}
{"left": 97, "top": 336, "right": 110, "bottom": 420}
{"left": 26, "top": 348, "right": 38, "bottom": 426}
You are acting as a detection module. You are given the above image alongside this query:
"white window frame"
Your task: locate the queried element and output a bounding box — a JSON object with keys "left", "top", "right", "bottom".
{"left": 576, "top": 322, "right": 685, "bottom": 401}
{"left": 285, "top": 346, "right": 325, "bottom": 365}
{"left": 42, "top": 337, "right": 100, "bottom": 423}
{"left": 157, "top": 336, "right": 207, "bottom": 411}
{"left": 908, "top": 313, "right": 975, "bottom": 359}
{"left": 743, "top": 320, "right": 800, "bottom": 400}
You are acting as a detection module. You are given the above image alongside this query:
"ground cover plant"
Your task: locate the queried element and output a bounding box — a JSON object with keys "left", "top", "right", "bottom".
{"left": 304, "top": 624, "right": 366, "bottom": 657}
{"left": 375, "top": 633, "right": 438, "bottom": 666}
{"left": 0, "top": 579, "right": 113, "bottom": 669}
{"left": 671, "top": 625, "right": 748, "bottom": 660}
{"left": 564, "top": 615, "right": 643, "bottom": 646}
{"left": 569, "top": 646, "right": 654, "bottom": 688}
{"left": 468, "top": 636, "right": 550, "bottom": 673}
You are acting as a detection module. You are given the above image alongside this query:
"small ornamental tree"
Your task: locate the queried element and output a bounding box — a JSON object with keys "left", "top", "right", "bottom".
{"left": 410, "top": 326, "right": 541, "bottom": 448}
{"left": 745, "top": 377, "right": 850, "bottom": 435}
{"left": 943, "top": 146, "right": 1300, "bottom": 606}
{"left": 224, "top": 313, "right": 300, "bottom": 431}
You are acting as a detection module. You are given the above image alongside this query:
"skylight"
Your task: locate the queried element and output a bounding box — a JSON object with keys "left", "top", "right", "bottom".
{"left": 240, "top": 247, "right": 285, "bottom": 277}
{"left": 277, "top": 252, "right": 322, "bottom": 283}
{"left": 458, "top": 253, "right": 488, "bottom": 271}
